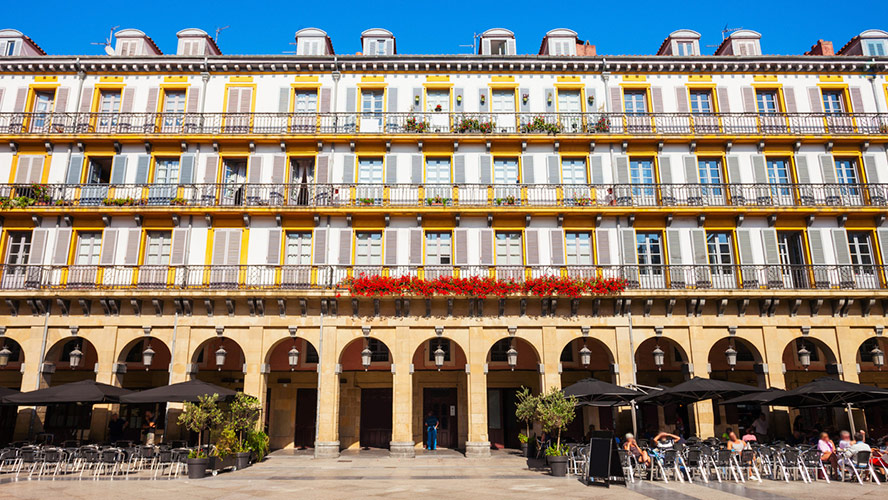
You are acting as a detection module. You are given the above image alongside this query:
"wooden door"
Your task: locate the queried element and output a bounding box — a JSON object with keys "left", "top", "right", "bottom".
{"left": 294, "top": 388, "right": 317, "bottom": 448}
{"left": 359, "top": 388, "right": 392, "bottom": 449}
{"left": 423, "top": 388, "right": 458, "bottom": 449}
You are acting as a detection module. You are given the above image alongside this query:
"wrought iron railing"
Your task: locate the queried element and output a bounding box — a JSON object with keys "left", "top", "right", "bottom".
{"left": 1, "top": 112, "right": 886, "bottom": 136}
{"left": 0, "top": 264, "right": 882, "bottom": 292}
{"left": 2, "top": 182, "right": 885, "bottom": 209}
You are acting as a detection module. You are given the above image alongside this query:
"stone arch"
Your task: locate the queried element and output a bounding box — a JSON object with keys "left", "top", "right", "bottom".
{"left": 0, "top": 337, "right": 24, "bottom": 390}
{"left": 635, "top": 336, "right": 689, "bottom": 385}
{"left": 485, "top": 337, "right": 541, "bottom": 372}
{"left": 116, "top": 336, "right": 172, "bottom": 390}
{"left": 190, "top": 336, "right": 246, "bottom": 390}
{"left": 855, "top": 337, "right": 888, "bottom": 387}
{"left": 339, "top": 336, "right": 393, "bottom": 371}
{"left": 44, "top": 337, "right": 99, "bottom": 386}
{"left": 265, "top": 336, "right": 320, "bottom": 372}
{"left": 411, "top": 336, "right": 468, "bottom": 372}
{"left": 781, "top": 336, "right": 838, "bottom": 389}
{"left": 707, "top": 337, "right": 765, "bottom": 387}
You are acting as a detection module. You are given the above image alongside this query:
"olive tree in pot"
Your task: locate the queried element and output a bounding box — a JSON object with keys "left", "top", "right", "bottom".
{"left": 228, "top": 393, "right": 262, "bottom": 470}
{"left": 178, "top": 393, "right": 223, "bottom": 479}
{"left": 514, "top": 386, "right": 538, "bottom": 459}
{"left": 536, "top": 387, "right": 576, "bottom": 477}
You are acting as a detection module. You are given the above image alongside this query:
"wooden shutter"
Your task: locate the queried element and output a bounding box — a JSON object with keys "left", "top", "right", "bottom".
{"left": 453, "top": 87, "right": 464, "bottom": 112}
{"left": 546, "top": 155, "right": 559, "bottom": 184}
{"left": 124, "top": 229, "right": 141, "bottom": 266}
{"left": 784, "top": 87, "right": 797, "bottom": 113}
{"left": 595, "top": 229, "right": 611, "bottom": 265}
{"left": 741, "top": 87, "right": 756, "bottom": 113}
{"left": 453, "top": 154, "right": 466, "bottom": 183}
{"left": 385, "top": 39, "right": 394, "bottom": 55}
{"left": 831, "top": 229, "right": 851, "bottom": 265}
{"left": 366, "top": 40, "right": 377, "bottom": 55}
{"left": 666, "top": 229, "right": 683, "bottom": 265}
{"left": 877, "top": 229, "right": 888, "bottom": 266}
{"left": 315, "top": 154, "right": 330, "bottom": 184}
{"left": 226, "top": 230, "right": 242, "bottom": 265}
{"left": 55, "top": 87, "right": 70, "bottom": 112}
{"left": 186, "top": 88, "right": 200, "bottom": 113}
{"left": 795, "top": 155, "right": 811, "bottom": 183}
{"left": 683, "top": 155, "right": 699, "bottom": 183}
{"left": 751, "top": 155, "right": 768, "bottom": 184}
{"left": 819, "top": 154, "right": 836, "bottom": 183}
{"left": 550, "top": 229, "right": 565, "bottom": 266}
{"left": 650, "top": 87, "right": 664, "bottom": 113}
{"left": 238, "top": 88, "right": 252, "bottom": 113}
{"left": 609, "top": 87, "right": 621, "bottom": 113}
{"left": 409, "top": 229, "right": 423, "bottom": 266}
{"left": 675, "top": 88, "right": 689, "bottom": 113}
{"left": 319, "top": 88, "right": 331, "bottom": 113}
{"left": 590, "top": 155, "right": 604, "bottom": 184}
{"left": 807, "top": 88, "right": 822, "bottom": 112}
{"left": 690, "top": 229, "right": 708, "bottom": 266}
{"left": 212, "top": 229, "right": 228, "bottom": 265}
{"left": 267, "top": 228, "right": 282, "bottom": 265}
{"left": 13, "top": 88, "right": 27, "bottom": 112}
{"left": 480, "top": 229, "right": 494, "bottom": 266}
{"left": 863, "top": 154, "right": 880, "bottom": 184}
{"left": 454, "top": 229, "right": 468, "bottom": 266}
{"left": 411, "top": 155, "right": 422, "bottom": 184}
{"left": 849, "top": 87, "right": 864, "bottom": 112}
{"left": 337, "top": 230, "right": 351, "bottom": 265}
{"left": 203, "top": 155, "right": 219, "bottom": 184}
{"left": 65, "top": 154, "right": 84, "bottom": 184}
{"left": 78, "top": 87, "right": 94, "bottom": 113}
{"left": 0, "top": 89, "right": 4, "bottom": 110}
{"left": 271, "top": 155, "right": 286, "bottom": 184}
{"left": 726, "top": 155, "right": 742, "bottom": 183}
{"left": 479, "top": 155, "right": 492, "bottom": 185}
{"left": 620, "top": 229, "right": 637, "bottom": 265}
{"left": 736, "top": 229, "right": 754, "bottom": 264}
{"left": 525, "top": 229, "right": 540, "bottom": 265}
{"left": 110, "top": 155, "right": 127, "bottom": 184}
{"left": 341, "top": 154, "right": 355, "bottom": 184}
{"left": 761, "top": 229, "right": 780, "bottom": 265}
{"left": 278, "top": 87, "right": 290, "bottom": 113}
{"left": 14, "top": 156, "right": 33, "bottom": 184}
{"left": 179, "top": 153, "right": 195, "bottom": 184}
{"left": 385, "top": 154, "right": 398, "bottom": 184}
{"left": 30, "top": 228, "right": 48, "bottom": 265}
{"left": 658, "top": 156, "right": 673, "bottom": 184}
{"left": 808, "top": 229, "right": 827, "bottom": 265}
{"left": 145, "top": 87, "right": 158, "bottom": 113}
{"left": 384, "top": 229, "right": 398, "bottom": 266}
{"left": 53, "top": 228, "right": 72, "bottom": 265}
{"left": 387, "top": 88, "right": 398, "bottom": 113}
{"left": 312, "top": 228, "right": 327, "bottom": 265}
{"left": 614, "top": 155, "right": 629, "bottom": 184}
{"left": 248, "top": 155, "right": 263, "bottom": 184}
{"left": 716, "top": 87, "right": 730, "bottom": 112}
{"left": 345, "top": 88, "right": 357, "bottom": 113}
{"left": 170, "top": 229, "right": 187, "bottom": 265}
{"left": 134, "top": 155, "right": 151, "bottom": 184}
{"left": 122, "top": 88, "right": 135, "bottom": 113}
{"left": 521, "top": 155, "right": 535, "bottom": 184}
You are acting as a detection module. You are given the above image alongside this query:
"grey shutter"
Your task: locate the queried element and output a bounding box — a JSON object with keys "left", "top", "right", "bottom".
{"left": 521, "top": 155, "right": 535, "bottom": 184}
{"left": 267, "top": 228, "right": 282, "bottom": 265}
{"left": 248, "top": 155, "right": 263, "bottom": 184}
{"left": 863, "top": 154, "right": 880, "bottom": 184}
{"left": 506, "top": 39, "right": 516, "bottom": 55}
{"left": 170, "top": 229, "right": 187, "bottom": 266}
{"left": 741, "top": 87, "right": 756, "bottom": 112}
{"left": 226, "top": 230, "right": 242, "bottom": 265}
{"left": 341, "top": 154, "right": 355, "bottom": 184}
{"left": 675, "top": 87, "right": 689, "bottom": 113}
{"left": 145, "top": 87, "right": 158, "bottom": 113}
{"left": 385, "top": 154, "right": 398, "bottom": 184}
{"left": 736, "top": 229, "right": 754, "bottom": 264}
{"left": 338, "top": 230, "right": 351, "bottom": 265}
{"left": 807, "top": 87, "right": 822, "bottom": 112}
{"left": 683, "top": 155, "right": 699, "bottom": 183}
{"left": 185, "top": 88, "right": 199, "bottom": 113}
{"left": 28, "top": 156, "right": 43, "bottom": 183}
{"left": 53, "top": 228, "right": 72, "bottom": 265}
{"left": 658, "top": 156, "right": 673, "bottom": 183}
{"left": 609, "top": 87, "right": 621, "bottom": 113}
{"left": 479, "top": 88, "right": 489, "bottom": 112}
{"left": 134, "top": 155, "right": 150, "bottom": 184}
{"left": 78, "top": 87, "right": 94, "bottom": 113}
{"left": 412, "top": 88, "right": 422, "bottom": 111}
{"left": 366, "top": 40, "right": 377, "bottom": 55}
{"left": 809, "top": 229, "right": 827, "bottom": 265}
{"left": 519, "top": 87, "right": 529, "bottom": 112}
{"left": 278, "top": 87, "right": 290, "bottom": 113}
{"left": 479, "top": 155, "right": 492, "bottom": 185}
{"left": 480, "top": 229, "right": 494, "bottom": 266}
{"left": 454, "top": 229, "right": 468, "bottom": 266}
{"left": 849, "top": 87, "right": 864, "bottom": 112}
{"left": 877, "top": 229, "right": 888, "bottom": 265}
{"left": 14, "top": 156, "right": 33, "bottom": 184}
{"left": 65, "top": 154, "right": 84, "bottom": 184}
{"left": 100, "top": 228, "right": 119, "bottom": 266}
{"left": 819, "top": 154, "right": 836, "bottom": 183}
{"left": 590, "top": 155, "right": 604, "bottom": 184}
{"left": 716, "top": 87, "right": 730, "bottom": 112}
{"left": 550, "top": 229, "right": 564, "bottom": 266}
{"left": 545, "top": 88, "right": 555, "bottom": 112}
{"left": 30, "top": 228, "right": 48, "bottom": 265}
{"left": 387, "top": 88, "right": 397, "bottom": 113}
{"left": 762, "top": 229, "right": 780, "bottom": 265}
{"left": 525, "top": 229, "right": 540, "bottom": 265}
{"left": 385, "top": 39, "right": 394, "bottom": 55}
{"left": 726, "top": 155, "right": 742, "bottom": 183}
{"left": 614, "top": 155, "right": 629, "bottom": 184}
{"left": 179, "top": 153, "right": 195, "bottom": 184}
{"left": 110, "top": 155, "right": 128, "bottom": 184}
{"left": 453, "top": 87, "right": 464, "bottom": 112}
{"left": 784, "top": 87, "right": 797, "bottom": 113}
{"left": 384, "top": 229, "right": 398, "bottom": 266}
{"left": 620, "top": 229, "right": 637, "bottom": 265}
{"left": 315, "top": 154, "right": 330, "bottom": 184}
{"left": 596, "top": 229, "right": 611, "bottom": 265}
{"left": 411, "top": 155, "right": 422, "bottom": 184}
{"left": 690, "top": 229, "right": 708, "bottom": 266}
{"left": 312, "top": 228, "right": 327, "bottom": 265}
{"left": 751, "top": 155, "right": 768, "bottom": 184}
{"left": 666, "top": 229, "right": 682, "bottom": 265}
{"left": 345, "top": 88, "right": 357, "bottom": 113}
{"left": 546, "top": 155, "right": 559, "bottom": 184}
{"left": 795, "top": 155, "right": 811, "bottom": 183}
{"left": 651, "top": 87, "right": 664, "bottom": 113}
{"left": 13, "top": 87, "right": 27, "bottom": 112}
{"left": 831, "top": 229, "right": 851, "bottom": 265}
{"left": 453, "top": 154, "right": 466, "bottom": 184}
{"left": 319, "top": 88, "right": 331, "bottom": 113}
{"left": 55, "top": 87, "right": 70, "bottom": 112}
{"left": 409, "top": 229, "right": 422, "bottom": 266}
{"left": 211, "top": 229, "right": 227, "bottom": 265}
{"left": 122, "top": 88, "right": 135, "bottom": 113}
{"left": 271, "top": 154, "right": 286, "bottom": 184}
{"left": 203, "top": 155, "right": 219, "bottom": 184}
{"left": 124, "top": 229, "right": 141, "bottom": 266}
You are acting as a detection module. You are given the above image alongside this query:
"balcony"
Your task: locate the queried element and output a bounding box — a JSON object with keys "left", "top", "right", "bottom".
{"left": 3, "top": 182, "right": 886, "bottom": 210}
{"left": 1, "top": 111, "right": 886, "bottom": 137}
{"left": 0, "top": 264, "right": 883, "bottom": 293}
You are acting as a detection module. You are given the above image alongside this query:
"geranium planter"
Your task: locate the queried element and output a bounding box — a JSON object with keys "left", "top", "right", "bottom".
{"left": 186, "top": 457, "right": 209, "bottom": 479}
{"left": 548, "top": 455, "right": 568, "bottom": 477}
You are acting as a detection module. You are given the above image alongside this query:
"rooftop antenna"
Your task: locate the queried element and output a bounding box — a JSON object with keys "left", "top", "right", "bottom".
{"left": 458, "top": 32, "right": 482, "bottom": 54}
{"left": 721, "top": 24, "right": 744, "bottom": 40}
{"left": 214, "top": 26, "right": 230, "bottom": 43}
{"left": 283, "top": 42, "right": 298, "bottom": 55}
{"left": 91, "top": 25, "right": 119, "bottom": 55}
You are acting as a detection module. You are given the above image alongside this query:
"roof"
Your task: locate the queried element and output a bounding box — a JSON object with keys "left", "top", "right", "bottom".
{"left": 294, "top": 27, "right": 335, "bottom": 54}
{"left": 480, "top": 28, "right": 515, "bottom": 38}
{"left": 0, "top": 28, "right": 47, "bottom": 55}
{"left": 656, "top": 29, "right": 701, "bottom": 55}
{"left": 361, "top": 28, "right": 394, "bottom": 38}
{"left": 115, "top": 28, "right": 162, "bottom": 55}
{"left": 837, "top": 29, "right": 888, "bottom": 55}
{"left": 538, "top": 28, "right": 579, "bottom": 55}
{"left": 715, "top": 29, "right": 762, "bottom": 55}
{"left": 176, "top": 28, "right": 221, "bottom": 55}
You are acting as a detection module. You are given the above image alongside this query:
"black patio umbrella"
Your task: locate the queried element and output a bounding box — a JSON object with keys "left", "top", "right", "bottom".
{"left": 562, "top": 378, "right": 644, "bottom": 407}
{"left": 719, "top": 387, "right": 787, "bottom": 405}
{"left": 0, "top": 386, "right": 20, "bottom": 403}
{"left": 119, "top": 379, "right": 238, "bottom": 404}
{"left": 3, "top": 380, "right": 132, "bottom": 405}
{"left": 760, "top": 377, "right": 888, "bottom": 408}
{"left": 634, "top": 377, "right": 761, "bottom": 406}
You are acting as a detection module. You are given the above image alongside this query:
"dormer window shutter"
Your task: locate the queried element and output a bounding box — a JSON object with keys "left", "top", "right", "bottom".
{"left": 481, "top": 38, "right": 491, "bottom": 55}
{"left": 366, "top": 40, "right": 377, "bottom": 55}
{"left": 385, "top": 39, "right": 394, "bottom": 55}
{"left": 506, "top": 39, "right": 516, "bottom": 55}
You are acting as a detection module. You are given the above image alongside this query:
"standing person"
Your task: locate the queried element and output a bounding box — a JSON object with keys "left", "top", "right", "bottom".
{"left": 108, "top": 413, "right": 127, "bottom": 444}
{"left": 142, "top": 410, "right": 157, "bottom": 446}
{"left": 752, "top": 413, "right": 769, "bottom": 442}
{"left": 424, "top": 411, "right": 439, "bottom": 451}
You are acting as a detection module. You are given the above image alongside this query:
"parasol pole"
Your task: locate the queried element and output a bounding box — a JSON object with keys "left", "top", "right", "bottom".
{"left": 846, "top": 402, "right": 856, "bottom": 434}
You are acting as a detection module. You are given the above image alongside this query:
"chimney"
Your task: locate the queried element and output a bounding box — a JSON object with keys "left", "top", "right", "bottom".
{"left": 805, "top": 39, "right": 834, "bottom": 56}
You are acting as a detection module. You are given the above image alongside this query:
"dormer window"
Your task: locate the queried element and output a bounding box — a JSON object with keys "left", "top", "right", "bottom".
{"left": 676, "top": 41, "right": 695, "bottom": 56}
{"left": 736, "top": 41, "right": 756, "bottom": 56}
{"left": 2, "top": 40, "right": 16, "bottom": 56}
{"left": 551, "top": 39, "right": 572, "bottom": 56}
{"left": 118, "top": 39, "right": 139, "bottom": 56}
{"left": 375, "top": 39, "right": 386, "bottom": 55}
{"left": 302, "top": 39, "right": 321, "bottom": 55}
{"left": 181, "top": 39, "right": 204, "bottom": 55}
{"left": 490, "top": 40, "right": 506, "bottom": 55}
{"left": 864, "top": 39, "right": 886, "bottom": 56}
{"left": 479, "top": 28, "right": 516, "bottom": 55}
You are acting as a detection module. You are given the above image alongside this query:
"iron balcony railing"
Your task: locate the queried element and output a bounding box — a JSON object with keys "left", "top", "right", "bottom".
{"left": 1, "top": 111, "right": 887, "bottom": 136}
{"left": 0, "top": 264, "right": 883, "bottom": 292}
{"left": 4, "top": 182, "right": 886, "bottom": 209}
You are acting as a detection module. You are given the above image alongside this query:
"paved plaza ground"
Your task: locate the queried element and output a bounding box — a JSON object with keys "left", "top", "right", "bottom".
{"left": 1, "top": 449, "right": 883, "bottom": 499}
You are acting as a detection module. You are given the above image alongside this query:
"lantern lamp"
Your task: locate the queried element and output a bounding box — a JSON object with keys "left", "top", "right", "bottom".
{"left": 652, "top": 345, "right": 665, "bottom": 371}
{"left": 871, "top": 346, "right": 884, "bottom": 370}
{"left": 215, "top": 345, "right": 227, "bottom": 370}
{"left": 579, "top": 345, "right": 592, "bottom": 367}
{"left": 725, "top": 344, "right": 738, "bottom": 371}
{"left": 361, "top": 346, "right": 372, "bottom": 371}
{"left": 142, "top": 343, "right": 155, "bottom": 370}
{"left": 0, "top": 345, "right": 11, "bottom": 368}
{"left": 288, "top": 345, "right": 300, "bottom": 371}
{"left": 798, "top": 344, "right": 811, "bottom": 371}
{"left": 69, "top": 344, "right": 83, "bottom": 369}
{"left": 506, "top": 345, "right": 518, "bottom": 371}
{"left": 434, "top": 344, "right": 446, "bottom": 371}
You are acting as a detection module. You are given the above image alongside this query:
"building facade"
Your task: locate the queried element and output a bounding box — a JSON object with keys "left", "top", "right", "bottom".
{"left": 0, "top": 26, "right": 887, "bottom": 457}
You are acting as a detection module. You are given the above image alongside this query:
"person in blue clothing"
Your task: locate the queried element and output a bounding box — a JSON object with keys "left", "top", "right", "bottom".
{"left": 424, "top": 411, "right": 439, "bottom": 450}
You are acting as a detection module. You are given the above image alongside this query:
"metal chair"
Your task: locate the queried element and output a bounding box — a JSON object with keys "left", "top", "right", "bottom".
{"left": 169, "top": 448, "right": 190, "bottom": 478}
{"left": 777, "top": 448, "right": 809, "bottom": 483}
{"left": 684, "top": 447, "right": 709, "bottom": 483}
{"left": 738, "top": 449, "right": 763, "bottom": 483}
{"left": 14, "top": 446, "right": 41, "bottom": 480}
{"left": 711, "top": 449, "right": 742, "bottom": 483}
{"left": 0, "top": 448, "right": 20, "bottom": 473}
{"left": 36, "top": 447, "right": 67, "bottom": 479}
{"left": 842, "top": 450, "right": 881, "bottom": 485}
{"left": 94, "top": 448, "right": 125, "bottom": 480}
{"left": 616, "top": 449, "right": 638, "bottom": 483}
{"left": 152, "top": 448, "right": 174, "bottom": 479}
{"left": 801, "top": 449, "right": 830, "bottom": 483}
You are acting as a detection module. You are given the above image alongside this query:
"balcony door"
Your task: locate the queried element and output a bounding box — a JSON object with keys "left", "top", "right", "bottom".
{"left": 289, "top": 158, "right": 314, "bottom": 206}
{"left": 706, "top": 232, "right": 735, "bottom": 288}
{"left": 777, "top": 232, "right": 808, "bottom": 289}
{"left": 81, "top": 158, "right": 112, "bottom": 206}
{"left": 282, "top": 232, "right": 312, "bottom": 287}
{"left": 30, "top": 91, "right": 54, "bottom": 132}
{"left": 495, "top": 232, "right": 523, "bottom": 280}
{"left": 162, "top": 91, "right": 186, "bottom": 132}
{"left": 426, "top": 90, "right": 450, "bottom": 132}
{"left": 3, "top": 232, "right": 32, "bottom": 288}
{"left": 636, "top": 232, "right": 665, "bottom": 288}
{"left": 139, "top": 231, "right": 171, "bottom": 287}
{"left": 221, "top": 159, "right": 247, "bottom": 206}
{"left": 561, "top": 158, "right": 589, "bottom": 202}
{"left": 425, "top": 158, "right": 451, "bottom": 201}
{"left": 493, "top": 158, "right": 520, "bottom": 202}
{"left": 360, "top": 90, "right": 384, "bottom": 132}
{"left": 356, "top": 158, "right": 384, "bottom": 204}
{"left": 292, "top": 90, "right": 318, "bottom": 132}
{"left": 148, "top": 158, "right": 180, "bottom": 205}
{"left": 69, "top": 232, "right": 102, "bottom": 287}
{"left": 557, "top": 90, "right": 583, "bottom": 132}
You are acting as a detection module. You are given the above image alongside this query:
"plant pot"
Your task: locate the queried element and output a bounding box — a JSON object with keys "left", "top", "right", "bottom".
{"left": 548, "top": 455, "right": 568, "bottom": 477}
{"left": 235, "top": 452, "right": 251, "bottom": 470}
{"left": 520, "top": 442, "right": 529, "bottom": 458}
{"left": 186, "top": 457, "right": 209, "bottom": 479}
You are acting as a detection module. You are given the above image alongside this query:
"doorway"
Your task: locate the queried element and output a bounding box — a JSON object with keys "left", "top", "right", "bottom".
{"left": 423, "top": 387, "right": 458, "bottom": 449}
{"left": 359, "top": 388, "right": 392, "bottom": 449}
{"left": 294, "top": 388, "right": 317, "bottom": 448}
{"left": 487, "top": 388, "right": 520, "bottom": 449}
{"left": 289, "top": 158, "right": 314, "bottom": 206}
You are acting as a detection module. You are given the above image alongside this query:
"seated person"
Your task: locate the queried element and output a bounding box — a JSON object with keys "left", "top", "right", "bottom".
{"left": 840, "top": 432, "right": 871, "bottom": 469}
{"left": 742, "top": 428, "right": 757, "bottom": 443}
{"left": 623, "top": 433, "right": 651, "bottom": 466}
{"left": 837, "top": 430, "right": 853, "bottom": 451}
{"left": 652, "top": 431, "right": 680, "bottom": 450}
{"left": 727, "top": 431, "right": 745, "bottom": 454}
{"left": 818, "top": 432, "right": 839, "bottom": 477}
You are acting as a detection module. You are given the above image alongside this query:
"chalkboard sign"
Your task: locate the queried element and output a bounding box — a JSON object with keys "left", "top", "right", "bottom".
{"left": 583, "top": 433, "right": 625, "bottom": 487}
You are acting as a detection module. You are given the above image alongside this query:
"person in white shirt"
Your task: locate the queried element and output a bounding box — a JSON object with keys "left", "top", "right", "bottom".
{"left": 840, "top": 432, "right": 872, "bottom": 470}
{"left": 838, "top": 430, "right": 853, "bottom": 452}
{"left": 752, "top": 413, "right": 769, "bottom": 442}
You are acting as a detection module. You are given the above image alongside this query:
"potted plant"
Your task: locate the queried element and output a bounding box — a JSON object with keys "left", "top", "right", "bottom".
{"left": 246, "top": 429, "right": 269, "bottom": 463}
{"left": 536, "top": 387, "right": 576, "bottom": 477}
{"left": 434, "top": 104, "right": 443, "bottom": 112}
{"left": 178, "top": 393, "right": 223, "bottom": 479}
{"left": 228, "top": 393, "right": 261, "bottom": 470}
{"left": 515, "top": 386, "right": 538, "bottom": 459}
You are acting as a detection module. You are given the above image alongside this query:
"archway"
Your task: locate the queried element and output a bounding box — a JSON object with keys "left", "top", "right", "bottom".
{"left": 856, "top": 337, "right": 888, "bottom": 437}
{"left": 191, "top": 337, "right": 246, "bottom": 391}
{"left": 40, "top": 337, "right": 100, "bottom": 442}
{"left": 708, "top": 337, "right": 765, "bottom": 436}
{"left": 781, "top": 337, "right": 839, "bottom": 433}
{"left": 411, "top": 336, "right": 468, "bottom": 451}
{"left": 560, "top": 337, "right": 616, "bottom": 440}
{"left": 114, "top": 337, "right": 172, "bottom": 444}
{"left": 265, "top": 337, "right": 319, "bottom": 450}
{"left": 337, "top": 337, "right": 393, "bottom": 451}
{"left": 635, "top": 337, "right": 691, "bottom": 438}
{"left": 0, "top": 338, "right": 24, "bottom": 445}
{"left": 486, "top": 337, "right": 541, "bottom": 450}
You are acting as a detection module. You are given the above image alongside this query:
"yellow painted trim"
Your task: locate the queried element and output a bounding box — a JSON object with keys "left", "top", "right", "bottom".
{"left": 753, "top": 75, "right": 778, "bottom": 82}
{"left": 230, "top": 76, "right": 254, "bottom": 83}
{"left": 221, "top": 83, "right": 258, "bottom": 114}
{"left": 356, "top": 82, "right": 388, "bottom": 89}
{"left": 293, "top": 76, "right": 319, "bottom": 82}
{"left": 688, "top": 75, "right": 712, "bottom": 82}
{"left": 554, "top": 82, "right": 584, "bottom": 89}
{"left": 422, "top": 82, "right": 454, "bottom": 89}
{"left": 361, "top": 76, "right": 385, "bottom": 83}
{"left": 204, "top": 228, "right": 214, "bottom": 266}
{"left": 239, "top": 228, "right": 250, "bottom": 266}
{"left": 158, "top": 83, "right": 191, "bottom": 89}
{"left": 622, "top": 75, "right": 647, "bottom": 82}
{"left": 750, "top": 83, "right": 784, "bottom": 88}
{"left": 34, "top": 76, "right": 58, "bottom": 82}
{"left": 163, "top": 76, "right": 188, "bottom": 83}
{"left": 491, "top": 76, "right": 515, "bottom": 82}
{"left": 99, "top": 76, "right": 124, "bottom": 83}
{"left": 557, "top": 76, "right": 581, "bottom": 82}
{"left": 488, "top": 82, "right": 519, "bottom": 89}
{"left": 819, "top": 75, "right": 844, "bottom": 82}
{"left": 426, "top": 76, "right": 450, "bottom": 82}
{"left": 290, "top": 82, "right": 321, "bottom": 89}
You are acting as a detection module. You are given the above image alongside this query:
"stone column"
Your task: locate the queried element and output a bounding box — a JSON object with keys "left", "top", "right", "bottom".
{"left": 464, "top": 325, "right": 489, "bottom": 457}
{"left": 540, "top": 326, "right": 561, "bottom": 392}
{"left": 314, "top": 324, "right": 340, "bottom": 458}
{"left": 688, "top": 325, "right": 715, "bottom": 438}
{"left": 89, "top": 325, "right": 120, "bottom": 442}
{"left": 390, "top": 326, "right": 414, "bottom": 457}
{"left": 164, "top": 324, "right": 192, "bottom": 441}
{"left": 760, "top": 324, "right": 790, "bottom": 437}
{"left": 13, "top": 325, "right": 50, "bottom": 440}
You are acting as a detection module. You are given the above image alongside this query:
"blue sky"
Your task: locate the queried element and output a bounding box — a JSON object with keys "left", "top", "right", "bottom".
{"left": 7, "top": 0, "right": 888, "bottom": 56}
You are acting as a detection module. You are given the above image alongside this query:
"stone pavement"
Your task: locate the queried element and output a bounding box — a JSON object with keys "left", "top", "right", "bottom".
{"left": 1, "top": 449, "right": 883, "bottom": 499}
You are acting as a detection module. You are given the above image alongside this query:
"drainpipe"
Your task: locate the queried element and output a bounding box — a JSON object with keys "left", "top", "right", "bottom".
{"left": 617, "top": 215, "right": 639, "bottom": 436}
{"left": 313, "top": 303, "right": 325, "bottom": 457}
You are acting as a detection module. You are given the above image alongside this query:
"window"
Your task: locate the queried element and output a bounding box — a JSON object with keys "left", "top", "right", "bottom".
{"left": 357, "top": 158, "right": 384, "bottom": 184}
{"left": 299, "top": 39, "right": 320, "bottom": 56}
{"left": 557, "top": 90, "right": 581, "bottom": 112}
{"left": 490, "top": 89, "right": 515, "bottom": 113}
{"left": 698, "top": 159, "right": 724, "bottom": 195}
{"left": 495, "top": 232, "right": 523, "bottom": 266}
{"left": 706, "top": 232, "right": 734, "bottom": 268}
{"left": 864, "top": 40, "right": 886, "bottom": 57}
{"left": 561, "top": 158, "right": 587, "bottom": 185}
{"left": 375, "top": 39, "right": 387, "bottom": 55}
{"left": 426, "top": 90, "right": 450, "bottom": 112}
{"left": 85, "top": 158, "right": 112, "bottom": 184}
{"left": 550, "top": 39, "right": 573, "bottom": 56}
{"left": 636, "top": 232, "right": 663, "bottom": 274}
{"left": 736, "top": 41, "right": 756, "bottom": 56}
{"left": 31, "top": 91, "right": 54, "bottom": 130}
{"left": 354, "top": 232, "right": 382, "bottom": 266}
{"left": 153, "top": 159, "right": 180, "bottom": 184}
{"left": 630, "top": 158, "right": 655, "bottom": 196}
{"left": 361, "top": 90, "right": 384, "bottom": 115}
{"left": 118, "top": 40, "right": 138, "bottom": 56}
{"left": 5, "top": 232, "right": 31, "bottom": 266}
{"left": 676, "top": 41, "right": 695, "bottom": 56}
{"left": 3, "top": 40, "right": 17, "bottom": 56}
{"left": 767, "top": 158, "right": 791, "bottom": 196}
{"left": 75, "top": 232, "right": 102, "bottom": 266}
{"left": 623, "top": 90, "right": 647, "bottom": 114}
{"left": 428, "top": 339, "right": 451, "bottom": 362}
{"left": 293, "top": 91, "right": 318, "bottom": 112}
{"left": 489, "top": 338, "right": 512, "bottom": 362}
{"left": 425, "top": 158, "right": 451, "bottom": 184}
{"left": 489, "top": 40, "right": 507, "bottom": 55}
{"left": 756, "top": 90, "right": 779, "bottom": 113}
{"left": 689, "top": 90, "right": 713, "bottom": 113}
{"left": 425, "top": 232, "right": 452, "bottom": 265}
{"left": 565, "top": 232, "right": 592, "bottom": 265}
{"left": 99, "top": 91, "right": 121, "bottom": 114}
{"left": 834, "top": 158, "right": 859, "bottom": 185}
{"left": 822, "top": 90, "right": 845, "bottom": 114}
{"left": 285, "top": 232, "right": 312, "bottom": 265}
{"left": 144, "top": 231, "right": 171, "bottom": 265}
{"left": 162, "top": 90, "right": 186, "bottom": 129}
{"left": 848, "top": 232, "right": 874, "bottom": 267}
{"left": 181, "top": 40, "right": 203, "bottom": 56}
{"left": 493, "top": 158, "right": 519, "bottom": 184}
{"left": 366, "top": 338, "right": 389, "bottom": 362}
